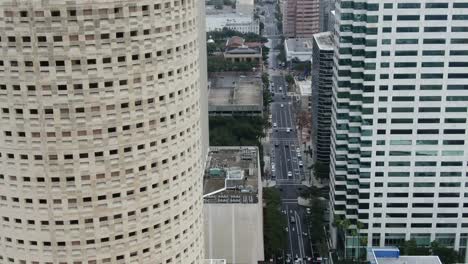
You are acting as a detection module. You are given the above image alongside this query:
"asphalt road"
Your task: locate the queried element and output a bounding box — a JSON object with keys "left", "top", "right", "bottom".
{"left": 259, "top": 0, "right": 280, "bottom": 37}
{"left": 263, "top": 4, "right": 313, "bottom": 261}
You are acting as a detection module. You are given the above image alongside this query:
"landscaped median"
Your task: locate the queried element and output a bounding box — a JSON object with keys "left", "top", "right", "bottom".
{"left": 263, "top": 187, "right": 287, "bottom": 260}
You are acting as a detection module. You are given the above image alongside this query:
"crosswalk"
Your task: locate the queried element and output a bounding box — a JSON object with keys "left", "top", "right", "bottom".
{"left": 275, "top": 178, "right": 302, "bottom": 184}
{"left": 270, "top": 138, "right": 297, "bottom": 143}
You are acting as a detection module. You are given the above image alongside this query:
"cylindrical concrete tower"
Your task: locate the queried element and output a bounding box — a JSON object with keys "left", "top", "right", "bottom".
{"left": 0, "top": 0, "right": 206, "bottom": 263}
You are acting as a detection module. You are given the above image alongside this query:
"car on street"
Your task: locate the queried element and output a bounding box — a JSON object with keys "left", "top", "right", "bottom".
{"left": 299, "top": 161, "right": 303, "bottom": 167}
{"left": 273, "top": 122, "right": 277, "bottom": 127}
{"left": 280, "top": 104, "right": 284, "bottom": 108}
{"left": 303, "top": 232, "right": 308, "bottom": 236}
{"left": 275, "top": 142, "right": 279, "bottom": 147}
{"left": 279, "top": 87, "right": 283, "bottom": 91}
{"left": 285, "top": 144, "right": 289, "bottom": 148}
{"left": 287, "top": 171, "right": 292, "bottom": 178}
{"left": 286, "top": 128, "right": 291, "bottom": 132}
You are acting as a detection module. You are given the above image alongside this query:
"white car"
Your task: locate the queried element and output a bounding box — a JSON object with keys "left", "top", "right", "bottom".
{"left": 299, "top": 161, "right": 303, "bottom": 167}
{"left": 280, "top": 104, "right": 284, "bottom": 108}
{"left": 287, "top": 171, "right": 292, "bottom": 178}
{"left": 273, "top": 122, "right": 277, "bottom": 127}
{"left": 286, "top": 128, "right": 290, "bottom": 132}
{"left": 297, "top": 152, "right": 301, "bottom": 158}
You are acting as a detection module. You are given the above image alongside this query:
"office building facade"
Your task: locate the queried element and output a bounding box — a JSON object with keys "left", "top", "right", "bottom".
{"left": 330, "top": 0, "right": 468, "bottom": 259}
{"left": 0, "top": 0, "right": 207, "bottom": 263}
{"left": 283, "top": 0, "right": 320, "bottom": 38}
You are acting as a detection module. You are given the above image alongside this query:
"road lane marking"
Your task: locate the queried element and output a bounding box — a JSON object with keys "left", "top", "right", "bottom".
{"left": 285, "top": 204, "right": 294, "bottom": 258}
{"left": 295, "top": 211, "right": 305, "bottom": 259}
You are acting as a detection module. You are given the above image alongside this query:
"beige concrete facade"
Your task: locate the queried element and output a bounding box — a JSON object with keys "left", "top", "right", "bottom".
{"left": 0, "top": 0, "right": 207, "bottom": 263}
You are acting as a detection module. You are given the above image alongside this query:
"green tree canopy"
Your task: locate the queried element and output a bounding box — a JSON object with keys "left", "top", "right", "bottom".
{"left": 263, "top": 188, "right": 287, "bottom": 258}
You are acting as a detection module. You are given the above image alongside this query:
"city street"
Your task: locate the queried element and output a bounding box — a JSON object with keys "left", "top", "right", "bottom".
{"left": 263, "top": 1, "right": 313, "bottom": 262}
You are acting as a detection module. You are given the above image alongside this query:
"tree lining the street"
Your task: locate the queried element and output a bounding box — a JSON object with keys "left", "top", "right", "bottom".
{"left": 262, "top": 73, "right": 273, "bottom": 109}
{"left": 209, "top": 116, "right": 268, "bottom": 174}
{"left": 311, "top": 161, "right": 330, "bottom": 180}
{"left": 209, "top": 116, "right": 267, "bottom": 146}
{"left": 302, "top": 187, "right": 329, "bottom": 258}
{"left": 285, "top": 74, "right": 294, "bottom": 85}
{"left": 276, "top": 42, "right": 286, "bottom": 62}
{"left": 263, "top": 188, "right": 287, "bottom": 259}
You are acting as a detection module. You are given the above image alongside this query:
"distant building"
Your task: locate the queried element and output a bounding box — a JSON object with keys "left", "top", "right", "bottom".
{"left": 206, "top": 5, "right": 259, "bottom": 34}
{"left": 203, "top": 147, "right": 264, "bottom": 264}
{"left": 311, "top": 32, "right": 333, "bottom": 163}
{"left": 283, "top": 0, "right": 320, "bottom": 37}
{"left": 224, "top": 36, "right": 262, "bottom": 63}
{"left": 236, "top": 0, "right": 254, "bottom": 17}
{"left": 319, "top": 0, "right": 335, "bottom": 32}
{"left": 284, "top": 38, "right": 313, "bottom": 62}
{"left": 208, "top": 72, "right": 263, "bottom": 116}
{"left": 367, "top": 247, "right": 442, "bottom": 264}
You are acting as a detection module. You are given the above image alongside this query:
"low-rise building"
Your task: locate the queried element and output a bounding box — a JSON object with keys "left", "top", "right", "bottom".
{"left": 203, "top": 147, "right": 264, "bottom": 264}
{"left": 285, "top": 38, "right": 313, "bottom": 62}
{"left": 206, "top": 6, "right": 259, "bottom": 34}
{"left": 367, "top": 247, "right": 442, "bottom": 264}
{"left": 224, "top": 36, "right": 262, "bottom": 63}
{"left": 208, "top": 72, "right": 263, "bottom": 116}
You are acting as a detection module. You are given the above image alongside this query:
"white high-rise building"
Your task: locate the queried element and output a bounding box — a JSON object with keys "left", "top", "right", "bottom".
{"left": 330, "top": 0, "right": 468, "bottom": 259}
{"left": 0, "top": 0, "right": 208, "bottom": 263}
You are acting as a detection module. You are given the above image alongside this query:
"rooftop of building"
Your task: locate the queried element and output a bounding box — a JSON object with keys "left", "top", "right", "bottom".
{"left": 208, "top": 72, "right": 262, "bottom": 107}
{"left": 367, "top": 247, "right": 442, "bottom": 264}
{"left": 297, "top": 77, "right": 312, "bottom": 96}
{"left": 224, "top": 36, "right": 262, "bottom": 55}
{"left": 285, "top": 38, "right": 314, "bottom": 53}
{"left": 203, "top": 146, "right": 260, "bottom": 198}
{"left": 204, "top": 259, "right": 227, "bottom": 264}
{"left": 313, "top": 31, "right": 334, "bottom": 50}
{"left": 206, "top": 5, "right": 237, "bottom": 15}
{"left": 205, "top": 4, "right": 252, "bottom": 17}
